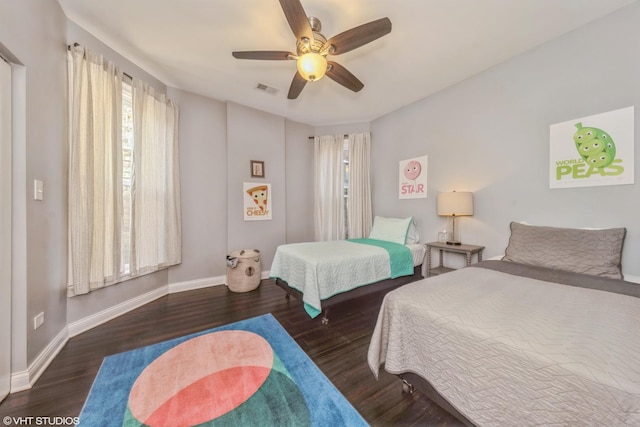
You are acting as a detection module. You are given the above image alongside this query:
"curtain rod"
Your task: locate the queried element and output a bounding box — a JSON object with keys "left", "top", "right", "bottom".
{"left": 67, "top": 42, "right": 133, "bottom": 80}
{"left": 308, "top": 134, "right": 349, "bottom": 140}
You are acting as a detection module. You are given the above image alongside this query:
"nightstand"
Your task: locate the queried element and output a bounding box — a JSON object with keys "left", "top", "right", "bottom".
{"left": 425, "top": 241, "right": 485, "bottom": 277}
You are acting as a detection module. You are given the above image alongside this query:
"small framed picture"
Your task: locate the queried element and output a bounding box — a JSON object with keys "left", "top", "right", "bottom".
{"left": 251, "top": 160, "right": 265, "bottom": 178}
{"left": 438, "top": 231, "right": 448, "bottom": 243}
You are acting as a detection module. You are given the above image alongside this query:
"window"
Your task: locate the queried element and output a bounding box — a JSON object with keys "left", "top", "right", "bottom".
{"left": 67, "top": 45, "right": 181, "bottom": 296}
{"left": 314, "top": 133, "right": 371, "bottom": 241}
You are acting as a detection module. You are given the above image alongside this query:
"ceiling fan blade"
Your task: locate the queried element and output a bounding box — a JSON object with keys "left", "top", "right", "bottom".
{"left": 279, "top": 0, "right": 313, "bottom": 42}
{"left": 232, "top": 51, "right": 294, "bottom": 60}
{"left": 325, "top": 17, "right": 392, "bottom": 55}
{"left": 326, "top": 61, "right": 364, "bottom": 93}
{"left": 287, "top": 72, "right": 307, "bottom": 99}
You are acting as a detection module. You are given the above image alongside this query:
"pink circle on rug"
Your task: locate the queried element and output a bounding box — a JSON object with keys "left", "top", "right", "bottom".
{"left": 128, "top": 330, "right": 274, "bottom": 426}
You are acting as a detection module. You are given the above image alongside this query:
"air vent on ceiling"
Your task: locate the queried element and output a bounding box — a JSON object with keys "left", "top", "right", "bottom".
{"left": 255, "top": 83, "right": 279, "bottom": 95}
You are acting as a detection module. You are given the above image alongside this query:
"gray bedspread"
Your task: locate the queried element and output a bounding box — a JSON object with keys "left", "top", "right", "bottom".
{"left": 478, "top": 260, "right": 640, "bottom": 298}
{"left": 368, "top": 261, "right": 640, "bottom": 426}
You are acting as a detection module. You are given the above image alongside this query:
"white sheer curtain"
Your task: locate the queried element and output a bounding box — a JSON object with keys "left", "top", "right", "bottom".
{"left": 314, "top": 134, "right": 345, "bottom": 241}
{"left": 346, "top": 132, "right": 372, "bottom": 238}
{"left": 67, "top": 46, "right": 124, "bottom": 296}
{"left": 67, "top": 46, "right": 181, "bottom": 297}
{"left": 314, "top": 132, "right": 373, "bottom": 241}
{"left": 130, "top": 79, "right": 181, "bottom": 275}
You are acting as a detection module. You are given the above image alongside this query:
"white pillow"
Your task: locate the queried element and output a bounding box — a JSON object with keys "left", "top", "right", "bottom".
{"left": 369, "top": 216, "right": 413, "bottom": 245}
{"left": 406, "top": 219, "right": 420, "bottom": 244}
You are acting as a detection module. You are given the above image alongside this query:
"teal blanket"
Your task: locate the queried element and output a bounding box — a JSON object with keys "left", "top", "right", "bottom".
{"left": 348, "top": 238, "right": 414, "bottom": 278}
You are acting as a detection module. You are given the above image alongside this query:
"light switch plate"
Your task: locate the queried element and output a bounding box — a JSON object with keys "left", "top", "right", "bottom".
{"left": 34, "top": 312, "right": 44, "bottom": 329}
{"left": 34, "top": 179, "right": 43, "bottom": 201}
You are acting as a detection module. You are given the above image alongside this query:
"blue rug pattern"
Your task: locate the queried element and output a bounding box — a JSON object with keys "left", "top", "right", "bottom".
{"left": 79, "top": 314, "right": 367, "bottom": 426}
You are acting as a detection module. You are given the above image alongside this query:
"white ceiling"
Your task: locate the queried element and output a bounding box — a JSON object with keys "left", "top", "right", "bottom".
{"left": 58, "top": 0, "right": 637, "bottom": 127}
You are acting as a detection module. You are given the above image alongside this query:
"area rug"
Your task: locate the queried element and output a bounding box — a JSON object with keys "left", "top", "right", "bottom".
{"left": 78, "top": 313, "right": 367, "bottom": 426}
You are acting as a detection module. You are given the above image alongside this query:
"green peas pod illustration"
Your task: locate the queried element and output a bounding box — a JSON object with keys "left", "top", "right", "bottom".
{"left": 578, "top": 138, "right": 605, "bottom": 157}
{"left": 573, "top": 122, "right": 616, "bottom": 168}
{"left": 586, "top": 151, "right": 612, "bottom": 168}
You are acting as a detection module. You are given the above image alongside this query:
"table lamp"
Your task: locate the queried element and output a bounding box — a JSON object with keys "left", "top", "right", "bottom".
{"left": 437, "top": 191, "right": 473, "bottom": 245}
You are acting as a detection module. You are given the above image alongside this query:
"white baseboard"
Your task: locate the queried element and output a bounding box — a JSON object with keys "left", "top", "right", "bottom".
{"left": 9, "top": 371, "right": 29, "bottom": 393}
{"left": 169, "top": 275, "right": 225, "bottom": 293}
{"left": 11, "top": 327, "right": 68, "bottom": 393}
{"left": 67, "top": 286, "right": 168, "bottom": 338}
{"left": 11, "top": 272, "right": 267, "bottom": 392}
{"left": 67, "top": 272, "right": 256, "bottom": 337}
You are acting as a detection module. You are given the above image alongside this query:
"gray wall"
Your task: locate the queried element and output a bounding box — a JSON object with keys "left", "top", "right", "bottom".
{"left": 166, "top": 88, "right": 228, "bottom": 284}
{"left": 314, "top": 122, "right": 371, "bottom": 136}
{"left": 226, "top": 105, "right": 314, "bottom": 268}
{"left": 226, "top": 102, "right": 287, "bottom": 269}
{"left": 371, "top": 2, "right": 640, "bottom": 276}
{"left": 285, "top": 119, "right": 314, "bottom": 243}
{"left": 0, "top": 0, "right": 68, "bottom": 372}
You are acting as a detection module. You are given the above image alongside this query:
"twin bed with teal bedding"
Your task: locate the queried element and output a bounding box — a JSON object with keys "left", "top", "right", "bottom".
{"left": 269, "top": 217, "right": 425, "bottom": 322}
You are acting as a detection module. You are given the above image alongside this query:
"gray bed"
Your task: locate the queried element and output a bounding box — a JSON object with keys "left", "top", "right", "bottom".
{"left": 368, "top": 223, "right": 639, "bottom": 426}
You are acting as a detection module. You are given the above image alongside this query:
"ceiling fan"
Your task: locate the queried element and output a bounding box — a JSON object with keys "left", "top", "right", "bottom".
{"left": 232, "top": 0, "right": 392, "bottom": 99}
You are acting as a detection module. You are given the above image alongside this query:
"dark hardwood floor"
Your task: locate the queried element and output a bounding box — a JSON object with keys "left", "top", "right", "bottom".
{"left": 0, "top": 279, "right": 463, "bottom": 426}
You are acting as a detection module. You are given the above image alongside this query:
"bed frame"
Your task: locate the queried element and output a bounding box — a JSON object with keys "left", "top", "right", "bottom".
{"left": 398, "top": 372, "right": 476, "bottom": 427}
{"left": 274, "top": 265, "right": 423, "bottom": 324}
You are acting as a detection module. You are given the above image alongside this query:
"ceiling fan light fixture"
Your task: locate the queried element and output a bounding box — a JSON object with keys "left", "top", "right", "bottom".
{"left": 296, "top": 52, "right": 327, "bottom": 81}
{"left": 232, "top": 0, "right": 392, "bottom": 98}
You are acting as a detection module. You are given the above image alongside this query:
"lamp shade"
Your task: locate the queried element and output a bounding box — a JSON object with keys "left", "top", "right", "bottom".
{"left": 437, "top": 191, "right": 473, "bottom": 216}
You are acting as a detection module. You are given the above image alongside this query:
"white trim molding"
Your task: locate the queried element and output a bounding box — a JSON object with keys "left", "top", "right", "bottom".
{"left": 67, "top": 286, "right": 168, "bottom": 338}
{"left": 168, "top": 275, "right": 225, "bottom": 294}
{"left": 11, "top": 327, "right": 68, "bottom": 393}
{"left": 67, "top": 274, "right": 229, "bottom": 338}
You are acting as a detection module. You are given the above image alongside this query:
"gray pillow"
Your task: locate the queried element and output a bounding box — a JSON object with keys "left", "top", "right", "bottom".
{"left": 502, "top": 222, "right": 626, "bottom": 279}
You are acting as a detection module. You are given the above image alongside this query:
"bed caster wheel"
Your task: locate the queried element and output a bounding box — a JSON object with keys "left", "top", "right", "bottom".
{"left": 320, "top": 310, "right": 330, "bottom": 325}
{"left": 402, "top": 379, "right": 414, "bottom": 394}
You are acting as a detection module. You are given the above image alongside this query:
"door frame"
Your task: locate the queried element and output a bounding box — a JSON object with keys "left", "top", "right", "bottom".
{"left": 0, "top": 54, "right": 12, "bottom": 401}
